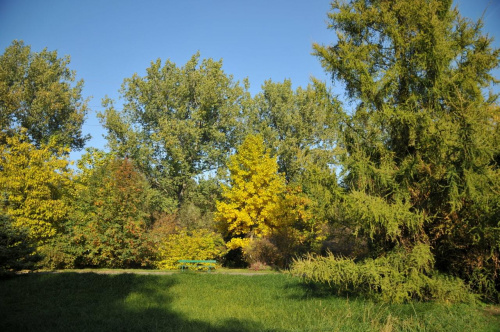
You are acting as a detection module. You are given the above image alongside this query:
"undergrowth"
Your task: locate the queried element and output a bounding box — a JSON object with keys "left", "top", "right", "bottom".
{"left": 290, "top": 244, "right": 476, "bottom": 304}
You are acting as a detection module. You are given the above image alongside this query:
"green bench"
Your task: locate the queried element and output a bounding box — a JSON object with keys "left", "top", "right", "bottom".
{"left": 178, "top": 259, "right": 217, "bottom": 272}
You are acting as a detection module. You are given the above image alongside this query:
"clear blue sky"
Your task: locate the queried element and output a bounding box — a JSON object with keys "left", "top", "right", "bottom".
{"left": 1, "top": 0, "right": 499, "bottom": 162}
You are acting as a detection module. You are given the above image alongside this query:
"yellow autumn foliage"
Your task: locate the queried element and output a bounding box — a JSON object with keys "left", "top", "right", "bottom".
{"left": 215, "top": 135, "right": 325, "bottom": 264}
{"left": 215, "top": 135, "right": 285, "bottom": 248}
{"left": 0, "top": 131, "right": 72, "bottom": 244}
{"left": 155, "top": 228, "right": 226, "bottom": 270}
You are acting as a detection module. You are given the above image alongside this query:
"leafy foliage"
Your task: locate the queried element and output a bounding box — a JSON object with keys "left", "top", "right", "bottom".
{"left": 216, "top": 134, "right": 286, "bottom": 250}
{"left": 0, "top": 131, "right": 72, "bottom": 244}
{"left": 249, "top": 79, "right": 340, "bottom": 182}
{"left": 1, "top": 0, "right": 498, "bottom": 305}
{"left": 215, "top": 135, "right": 324, "bottom": 267}
{"left": 100, "top": 53, "right": 246, "bottom": 207}
{"left": 69, "top": 157, "right": 153, "bottom": 268}
{"left": 0, "top": 40, "right": 89, "bottom": 150}
{"left": 155, "top": 227, "right": 226, "bottom": 270}
{"left": 0, "top": 215, "right": 39, "bottom": 275}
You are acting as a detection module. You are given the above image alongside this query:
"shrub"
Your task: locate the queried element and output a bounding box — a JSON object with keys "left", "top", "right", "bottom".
{"left": 36, "top": 237, "right": 76, "bottom": 270}
{"left": 242, "top": 238, "right": 280, "bottom": 267}
{"left": 155, "top": 228, "right": 227, "bottom": 270}
{"left": 290, "top": 243, "right": 476, "bottom": 303}
{"left": 249, "top": 261, "right": 272, "bottom": 271}
{"left": 0, "top": 216, "right": 40, "bottom": 275}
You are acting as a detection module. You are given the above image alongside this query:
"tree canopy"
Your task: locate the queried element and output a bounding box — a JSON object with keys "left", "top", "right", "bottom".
{"left": 0, "top": 40, "right": 89, "bottom": 150}
{"left": 215, "top": 134, "right": 286, "bottom": 251}
{"left": 309, "top": 0, "right": 500, "bottom": 300}
{"left": 1, "top": 1, "right": 499, "bottom": 302}
{"left": 100, "top": 53, "right": 247, "bottom": 207}
{"left": 0, "top": 131, "right": 73, "bottom": 244}
{"left": 216, "top": 135, "right": 324, "bottom": 267}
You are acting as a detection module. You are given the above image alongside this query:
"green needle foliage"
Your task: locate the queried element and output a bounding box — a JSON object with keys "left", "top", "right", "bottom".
{"left": 290, "top": 244, "right": 475, "bottom": 304}
{"left": 299, "top": 0, "right": 500, "bottom": 301}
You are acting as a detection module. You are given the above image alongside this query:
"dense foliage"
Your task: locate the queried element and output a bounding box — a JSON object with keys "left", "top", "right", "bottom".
{"left": 0, "top": 132, "right": 72, "bottom": 245}
{"left": 0, "top": 40, "right": 89, "bottom": 150}
{"left": 99, "top": 53, "right": 246, "bottom": 210}
{"left": 292, "top": 0, "right": 500, "bottom": 302}
{"left": 216, "top": 135, "right": 287, "bottom": 251}
{"left": 69, "top": 157, "right": 153, "bottom": 268}
{"left": 215, "top": 135, "right": 324, "bottom": 267}
{"left": 1, "top": 0, "right": 499, "bottom": 303}
{"left": 290, "top": 244, "right": 475, "bottom": 303}
{"left": 155, "top": 228, "right": 226, "bottom": 270}
{"left": 0, "top": 215, "right": 39, "bottom": 275}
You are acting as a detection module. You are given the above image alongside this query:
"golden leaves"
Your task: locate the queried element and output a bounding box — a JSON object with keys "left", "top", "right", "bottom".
{"left": 0, "top": 133, "right": 72, "bottom": 244}
{"left": 215, "top": 135, "right": 324, "bottom": 255}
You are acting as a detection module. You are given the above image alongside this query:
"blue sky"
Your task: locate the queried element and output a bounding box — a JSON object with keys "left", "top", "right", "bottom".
{"left": 1, "top": 0, "right": 499, "bottom": 162}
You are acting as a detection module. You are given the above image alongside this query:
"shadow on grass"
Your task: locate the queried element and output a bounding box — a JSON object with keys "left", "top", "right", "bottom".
{"left": 0, "top": 272, "right": 272, "bottom": 332}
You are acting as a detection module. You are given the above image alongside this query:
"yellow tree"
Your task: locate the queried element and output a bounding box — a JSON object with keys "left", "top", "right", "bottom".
{"left": 215, "top": 134, "right": 325, "bottom": 268}
{"left": 215, "top": 135, "right": 286, "bottom": 251}
{"left": 0, "top": 131, "right": 72, "bottom": 245}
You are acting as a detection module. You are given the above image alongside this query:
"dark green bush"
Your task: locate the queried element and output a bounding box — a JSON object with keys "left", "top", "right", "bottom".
{"left": 0, "top": 216, "right": 40, "bottom": 275}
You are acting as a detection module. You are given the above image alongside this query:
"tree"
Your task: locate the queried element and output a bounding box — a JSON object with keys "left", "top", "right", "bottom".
{"left": 0, "top": 40, "right": 89, "bottom": 150}
{"left": 99, "top": 53, "right": 247, "bottom": 208}
{"left": 250, "top": 78, "right": 340, "bottom": 183}
{"left": 313, "top": 0, "right": 500, "bottom": 299}
{"left": 70, "top": 157, "right": 153, "bottom": 268}
{"left": 215, "top": 135, "right": 286, "bottom": 250}
{"left": 215, "top": 135, "right": 324, "bottom": 267}
{"left": 0, "top": 131, "right": 73, "bottom": 245}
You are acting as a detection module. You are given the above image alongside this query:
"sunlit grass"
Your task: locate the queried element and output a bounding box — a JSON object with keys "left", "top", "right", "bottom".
{"left": 1, "top": 272, "right": 498, "bottom": 331}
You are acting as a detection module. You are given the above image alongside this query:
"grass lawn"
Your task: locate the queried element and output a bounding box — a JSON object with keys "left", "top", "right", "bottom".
{"left": 1, "top": 271, "right": 499, "bottom": 331}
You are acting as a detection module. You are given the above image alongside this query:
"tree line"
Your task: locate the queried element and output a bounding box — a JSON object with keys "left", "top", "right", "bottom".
{"left": 1, "top": 0, "right": 499, "bottom": 303}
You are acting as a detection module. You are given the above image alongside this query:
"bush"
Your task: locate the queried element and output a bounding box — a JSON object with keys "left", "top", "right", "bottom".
{"left": 242, "top": 238, "right": 280, "bottom": 267}
{"left": 155, "top": 228, "right": 227, "bottom": 270}
{"left": 290, "top": 243, "right": 476, "bottom": 303}
{"left": 35, "top": 235, "right": 78, "bottom": 270}
{"left": 0, "top": 216, "right": 40, "bottom": 275}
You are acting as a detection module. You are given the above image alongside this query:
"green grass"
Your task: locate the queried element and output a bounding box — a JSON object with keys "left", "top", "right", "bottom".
{"left": 1, "top": 272, "right": 499, "bottom": 331}
{"left": 46, "top": 267, "right": 278, "bottom": 274}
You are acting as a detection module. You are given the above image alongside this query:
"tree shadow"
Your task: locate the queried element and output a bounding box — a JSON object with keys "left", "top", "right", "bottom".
{"left": 0, "top": 272, "right": 275, "bottom": 332}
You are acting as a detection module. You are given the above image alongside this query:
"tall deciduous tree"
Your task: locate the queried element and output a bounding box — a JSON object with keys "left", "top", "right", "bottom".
{"left": 100, "top": 53, "right": 247, "bottom": 207}
{"left": 70, "top": 157, "right": 152, "bottom": 268}
{"left": 250, "top": 78, "right": 340, "bottom": 183}
{"left": 0, "top": 40, "right": 89, "bottom": 150}
{"left": 315, "top": 0, "right": 500, "bottom": 299}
